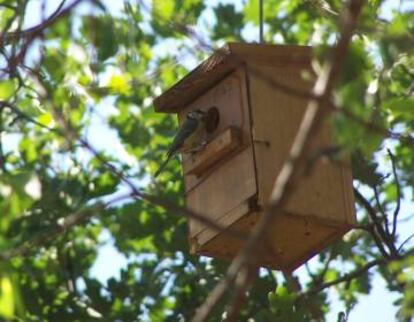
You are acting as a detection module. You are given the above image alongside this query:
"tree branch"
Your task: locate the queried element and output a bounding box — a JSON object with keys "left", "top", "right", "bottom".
{"left": 0, "top": 0, "right": 78, "bottom": 44}
{"left": 79, "top": 138, "right": 246, "bottom": 241}
{"left": 373, "top": 184, "right": 389, "bottom": 235}
{"left": 388, "top": 149, "right": 401, "bottom": 239}
{"left": 357, "top": 223, "right": 390, "bottom": 259}
{"left": 353, "top": 187, "right": 397, "bottom": 258}
{"left": 306, "top": 259, "right": 383, "bottom": 295}
{"left": 0, "top": 193, "right": 129, "bottom": 261}
{"left": 398, "top": 233, "right": 414, "bottom": 252}
{"left": 225, "top": 265, "right": 258, "bottom": 322}
{"left": 0, "top": 101, "right": 247, "bottom": 247}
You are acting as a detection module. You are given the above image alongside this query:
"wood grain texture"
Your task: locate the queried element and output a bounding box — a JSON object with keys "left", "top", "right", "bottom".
{"left": 195, "top": 200, "right": 251, "bottom": 247}
{"left": 187, "top": 146, "right": 257, "bottom": 238}
{"left": 194, "top": 211, "right": 352, "bottom": 271}
{"left": 248, "top": 62, "right": 356, "bottom": 226}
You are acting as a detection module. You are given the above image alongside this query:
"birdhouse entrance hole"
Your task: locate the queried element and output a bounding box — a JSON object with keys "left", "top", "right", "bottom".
{"left": 153, "top": 43, "right": 356, "bottom": 271}
{"left": 206, "top": 106, "right": 220, "bottom": 134}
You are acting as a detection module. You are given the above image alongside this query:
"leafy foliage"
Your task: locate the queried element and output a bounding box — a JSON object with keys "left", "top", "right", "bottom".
{"left": 0, "top": 0, "right": 413, "bottom": 321}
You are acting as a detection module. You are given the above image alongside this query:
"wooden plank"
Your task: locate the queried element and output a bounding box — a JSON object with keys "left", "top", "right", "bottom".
{"left": 227, "top": 42, "right": 311, "bottom": 66}
{"left": 187, "top": 146, "right": 257, "bottom": 238}
{"left": 194, "top": 200, "right": 251, "bottom": 246}
{"left": 185, "top": 127, "right": 242, "bottom": 177}
{"left": 194, "top": 211, "right": 266, "bottom": 261}
{"left": 264, "top": 213, "right": 348, "bottom": 271}
{"left": 195, "top": 211, "right": 352, "bottom": 271}
{"left": 339, "top": 161, "right": 357, "bottom": 225}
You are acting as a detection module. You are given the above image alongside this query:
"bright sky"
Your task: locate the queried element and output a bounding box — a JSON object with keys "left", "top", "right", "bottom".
{"left": 18, "top": 0, "right": 414, "bottom": 321}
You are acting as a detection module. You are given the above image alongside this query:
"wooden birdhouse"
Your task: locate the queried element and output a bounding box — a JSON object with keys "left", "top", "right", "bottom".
{"left": 153, "top": 43, "right": 356, "bottom": 271}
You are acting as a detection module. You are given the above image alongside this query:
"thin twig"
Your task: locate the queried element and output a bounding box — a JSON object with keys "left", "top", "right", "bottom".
{"left": 396, "top": 213, "right": 414, "bottom": 224}
{"left": 1, "top": 0, "right": 77, "bottom": 44}
{"left": 353, "top": 187, "right": 396, "bottom": 258}
{"left": 388, "top": 149, "right": 401, "bottom": 239}
{"left": 358, "top": 223, "right": 390, "bottom": 259}
{"left": 398, "top": 233, "right": 414, "bottom": 252}
{"left": 225, "top": 265, "right": 258, "bottom": 322}
{"left": 306, "top": 259, "right": 384, "bottom": 295}
{"left": 373, "top": 184, "right": 390, "bottom": 235}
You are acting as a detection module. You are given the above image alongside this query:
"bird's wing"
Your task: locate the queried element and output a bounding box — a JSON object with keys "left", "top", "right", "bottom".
{"left": 155, "top": 118, "right": 200, "bottom": 178}
{"left": 166, "top": 117, "right": 199, "bottom": 157}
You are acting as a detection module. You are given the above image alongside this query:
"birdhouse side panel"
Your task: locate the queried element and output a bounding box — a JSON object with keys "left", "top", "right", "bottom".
{"left": 248, "top": 63, "right": 355, "bottom": 225}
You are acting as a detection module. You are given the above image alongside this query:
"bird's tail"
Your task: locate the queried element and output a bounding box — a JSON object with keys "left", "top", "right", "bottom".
{"left": 154, "top": 155, "right": 171, "bottom": 178}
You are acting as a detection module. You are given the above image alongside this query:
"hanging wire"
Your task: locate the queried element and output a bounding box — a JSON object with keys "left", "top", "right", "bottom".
{"left": 259, "top": 0, "right": 264, "bottom": 43}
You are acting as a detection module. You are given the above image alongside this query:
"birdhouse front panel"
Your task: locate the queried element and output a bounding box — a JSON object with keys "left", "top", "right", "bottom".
{"left": 177, "top": 67, "right": 258, "bottom": 242}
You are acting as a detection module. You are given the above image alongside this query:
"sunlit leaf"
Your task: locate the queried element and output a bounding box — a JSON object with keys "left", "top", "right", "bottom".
{"left": 0, "top": 275, "right": 14, "bottom": 318}
{"left": 0, "top": 79, "right": 17, "bottom": 100}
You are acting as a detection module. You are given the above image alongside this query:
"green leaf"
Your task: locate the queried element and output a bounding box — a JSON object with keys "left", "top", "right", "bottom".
{"left": 154, "top": 0, "right": 174, "bottom": 20}
{"left": 351, "top": 150, "right": 383, "bottom": 186}
{"left": 212, "top": 4, "right": 244, "bottom": 40}
{"left": 0, "top": 275, "right": 14, "bottom": 318}
{"left": 0, "top": 79, "right": 17, "bottom": 100}
{"left": 385, "top": 97, "right": 414, "bottom": 121}
{"left": 0, "top": 7, "right": 15, "bottom": 30}
{"left": 81, "top": 16, "right": 118, "bottom": 61}
{"left": 37, "top": 113, "right": 53, "bottom": 127}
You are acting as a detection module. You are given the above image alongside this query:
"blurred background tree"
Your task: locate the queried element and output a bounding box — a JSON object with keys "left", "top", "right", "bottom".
{"left": 0, "top": 0, "right": 413, "bottom": 321}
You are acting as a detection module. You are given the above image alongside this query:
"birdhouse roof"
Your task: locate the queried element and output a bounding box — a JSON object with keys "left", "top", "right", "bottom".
{"left": 153, "top": 42, "right": 312, "bottom": 113}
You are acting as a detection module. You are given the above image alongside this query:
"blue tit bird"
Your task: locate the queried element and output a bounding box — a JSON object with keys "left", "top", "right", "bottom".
{"left": 154, "top": 109, "right": 207, "bottom": 178}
